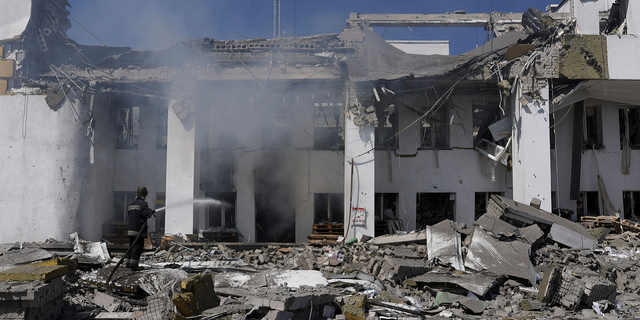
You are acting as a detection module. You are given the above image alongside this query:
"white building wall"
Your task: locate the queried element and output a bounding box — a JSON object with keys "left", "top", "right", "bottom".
{"left": 555, "top": 0, "right": 616, "bottom": 34}
{"left": 511, "top": 83, "right": 552, "bottom": 211}
{"left": 553, "top": 99, "right": 640, "bottom": 220}
{"left": 376, "top": 94, "right": 508, "bottom": 228}
{"left": 0, "top": 91, "right": 116, "bottom": 242}
{"left": 627, "top": 0, "right": 640, "bottom": 34}
{"left": 165, "top": 100, "right": 196, "bottom": 235}
{"left": 607, "top": 36, "right": 640, "bottom": 80}
{"left": 387, "top": 41, "right": 449, "bottom": 55}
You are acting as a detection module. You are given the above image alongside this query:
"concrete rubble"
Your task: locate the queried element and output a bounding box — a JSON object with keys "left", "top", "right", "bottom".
{"left": 0, "top": 197, "right": 640, "bottom": 319}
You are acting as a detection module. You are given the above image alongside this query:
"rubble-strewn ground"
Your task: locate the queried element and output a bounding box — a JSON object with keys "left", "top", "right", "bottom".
{"left": 2, "top": 198, "right": 640, "bottom": 319}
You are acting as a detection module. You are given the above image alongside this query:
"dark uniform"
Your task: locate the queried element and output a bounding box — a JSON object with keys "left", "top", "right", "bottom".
{"left": 126, "top": 187, "right": 154, "bottom": 269}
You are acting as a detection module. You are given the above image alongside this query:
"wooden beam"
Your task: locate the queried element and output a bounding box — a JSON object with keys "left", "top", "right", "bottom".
{"left": 347, "top": 12, "right": 570, "bottom": 28}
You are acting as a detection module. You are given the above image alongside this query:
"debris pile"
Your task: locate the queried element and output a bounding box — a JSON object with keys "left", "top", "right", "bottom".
{"left": 2, "top": 195, "right": 640, "bottom": 319}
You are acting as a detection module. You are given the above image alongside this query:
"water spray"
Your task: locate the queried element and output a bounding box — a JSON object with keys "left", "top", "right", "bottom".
{"left": 155, "top": 198, "right": 226, "bottom": 213}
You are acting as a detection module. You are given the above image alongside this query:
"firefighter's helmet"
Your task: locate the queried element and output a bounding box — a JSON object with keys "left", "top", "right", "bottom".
{"left": 136, "top": 186, "right": 148, "bottom": 197}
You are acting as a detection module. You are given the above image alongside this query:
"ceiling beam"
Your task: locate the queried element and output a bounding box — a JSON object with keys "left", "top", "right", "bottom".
{"left": 347, "top": 12, "right": 570, "bottom": 28}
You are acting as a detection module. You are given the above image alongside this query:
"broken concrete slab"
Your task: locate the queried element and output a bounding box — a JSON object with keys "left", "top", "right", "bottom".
{"left": 538, "top": 266, "right": 617, "bottom": 310}
{"left": 93, "top": 291, "right": 121, "bottom": 313}
{"left": 368, "top": 230, "right": 426, "bottom": 245}
{"left": 216, "top": 270, "right": 328, "bottom": 289}
{"left": 246, "top": 289, "right": 337, "bottom": 311}
{"left": 433, "top": 291, "right": 489, "bottom": 314}
{"left": 0, "top": 248, "right": 52, "bottom": 268}
{"left": 464, "top": 228, "right": 537, "bottom": 286}
{"left": 262, "top": 309, "right": 294, "bottom": 320}
{"left": 474, "top": 214, "right": 518, "bottom": 238}
{"left": 426, "top": 220, "right": 464, "bottom": 271}
{"left": 487, "top": 195, "right": 596, "bottom": 248}
{"left": 0, "top": 277, "right": 64, "bottom": 308}
{"left": 549, "top": 223, "right": 597, "bottom": 249}
{"left": 408, "top": 270, "right": 500, "bottom": 297}
{"left": 374, "top": 256, "right": 431, "bottom": 283}
{"left": 518, "top": 224, "right": 544, "bottom": 245}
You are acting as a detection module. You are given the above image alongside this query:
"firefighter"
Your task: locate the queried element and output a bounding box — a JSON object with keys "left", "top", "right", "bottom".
{"left": 126, "top": 186, "right": 155, "bottom": 270}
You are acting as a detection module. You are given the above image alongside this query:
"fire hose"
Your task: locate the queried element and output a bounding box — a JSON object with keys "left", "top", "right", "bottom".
{"left": 104, "top": 218, "right": 151, "bottom": 306}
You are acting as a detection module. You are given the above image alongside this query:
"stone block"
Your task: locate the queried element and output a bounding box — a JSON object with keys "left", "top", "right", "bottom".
{"left": 172, "top": 274, "right": 220, "bottom": 317}
{"left": 172, "top": 292, "right": 198, "bottom": 317}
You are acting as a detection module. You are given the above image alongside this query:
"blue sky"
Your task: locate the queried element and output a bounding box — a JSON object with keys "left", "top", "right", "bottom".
{"left": 67, "top": 0, "right": 557, "bottom": 55}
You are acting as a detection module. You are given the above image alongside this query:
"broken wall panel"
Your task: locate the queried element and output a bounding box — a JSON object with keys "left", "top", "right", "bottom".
{"left": 559, "top": 34, "right": 609, "bottom": 80}
{"left": 464, "top": 228, "right": 537, "bottom": 286}
{"left": 426, "top": 220, "right": 464, "bottom": 271}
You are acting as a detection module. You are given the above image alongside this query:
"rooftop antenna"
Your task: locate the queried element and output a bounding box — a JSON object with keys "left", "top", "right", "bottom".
{"left": 273, "top": 0, "right": 281, "bottom": 39}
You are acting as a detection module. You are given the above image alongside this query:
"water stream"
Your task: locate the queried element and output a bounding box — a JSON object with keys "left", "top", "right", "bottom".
{"left": 155, "top": 198, "right": 225, "bottom": 213}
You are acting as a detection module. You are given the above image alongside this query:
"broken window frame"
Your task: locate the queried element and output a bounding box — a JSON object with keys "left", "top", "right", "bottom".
{"left": 374, "top": 193, "right": 398, "bottom": 221}
{"left": 375, "top": 103, "right": 398, "bottom": 149}
{"left": 619, "top": 106, "right": 640, "bottom": 150}
{"left": 112, "top": 106, "right": 140, "bottom": 149}
{"left": 205, "top": 192, "right": 236, "bottom": 229}
{"left": 113, "top": 191, "right": 136, "bottom": 221}
{"left": 419, "top": 104, "right": 450, "bottom": 149}
{"left": 584, "top": 106, "right": 603, "bottom": 150}
{"left": 313, "top": 193, "right": 344, "bottom": 224}
{"left": 313, "top": 102, "right": 344, "bottom": 150}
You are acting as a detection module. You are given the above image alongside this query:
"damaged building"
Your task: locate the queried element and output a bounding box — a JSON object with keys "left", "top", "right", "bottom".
{"left": 1, "top": 0, "right": 640, "bottom": 245}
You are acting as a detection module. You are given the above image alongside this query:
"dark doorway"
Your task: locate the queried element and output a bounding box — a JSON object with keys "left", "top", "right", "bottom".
{"left": 255, "top": 193, "right": 295, "bottom": 242}
{"left": 416, "top": 193, "right": 455, "bottom": 229}
{"left": 314, "top": 193, "right": 344, "bottom": 224}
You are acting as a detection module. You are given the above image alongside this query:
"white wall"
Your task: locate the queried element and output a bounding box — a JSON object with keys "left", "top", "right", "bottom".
{"left": 387, "top": 40, "right": 449, "bottom": 55}
{"left": 555, "top": 0, "right": 616, "bottom": 34}
{"left": 627, "top": 0, "right": 640, "bottom": 34}
{"left": 511, "top": 83, "right": 552, "bottom": 211}
{"left": 553, "top": 99, "right": 640, "bottom": 219}
{"left": 0, "top": 91, "right": 117, "bottom": 242}
{"left": 607, "top": 35, "right": 640, "bottom": 80}
{"left": 165, "top": 99, "right": 196, "bottom": 235}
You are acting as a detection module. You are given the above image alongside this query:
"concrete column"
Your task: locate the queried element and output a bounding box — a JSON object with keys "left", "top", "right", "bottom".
{"left": 511, "top": 82, "right": 552, "bottom": 211}
{"left": 455, "top": 190, "right": 475, "bottom": 227}
{"left": 165, "top": 99, "right": 196, "bottom": 235}
{"left": 235, "top": 153, "right": 256, "bottom": 243}
{"left": 344, "top": 116, "right": 376, "bottom": 239}
{"left": 295, "top": 152, "right": 313, "bottom": 243}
